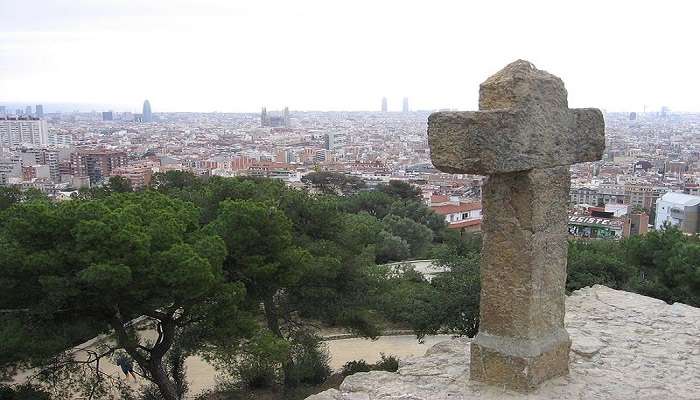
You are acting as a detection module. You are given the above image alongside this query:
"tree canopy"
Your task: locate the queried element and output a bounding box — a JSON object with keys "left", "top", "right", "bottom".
{"left": 3, "top": 172, "right": 697, "bottom": 400}
{"left": 0, "top": 192, "right": 251, "bottom": 400}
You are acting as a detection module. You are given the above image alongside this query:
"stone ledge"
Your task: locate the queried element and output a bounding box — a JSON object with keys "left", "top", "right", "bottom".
{"left": 307, "top": 285, "right": 700, "bottom": 400}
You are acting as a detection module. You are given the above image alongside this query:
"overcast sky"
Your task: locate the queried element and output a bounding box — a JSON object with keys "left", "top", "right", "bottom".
{"left": 1, "top": 0, "right": 698, "bottom": 113}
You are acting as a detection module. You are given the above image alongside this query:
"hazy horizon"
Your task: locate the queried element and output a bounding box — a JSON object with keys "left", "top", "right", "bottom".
{"left": 0, "top": 101, "right": 696, "bottom": 115}
{"left": 2, "top": 0, "right": 699, "bottom": 113}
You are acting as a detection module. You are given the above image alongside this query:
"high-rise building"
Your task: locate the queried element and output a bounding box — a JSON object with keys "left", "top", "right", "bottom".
{"left": 25, "top": 106, "right": 32, "bottom": 116}
{"left": 35, "top": 105, "right": 44, "bottom": 118}
{"left": 283, "top": 107, "right": 290, "bottom": 127}
{"left": 323, "top": 132, "right": 335, "bottom": 150}
{"left": 142, "top": 100, "right": 153, "bottom": 122}
{"left": 0, "top": 106, "right": 6, "bottom": 115}
{"left": 261, "top": 107, "right": 268, "bottom": 127}
{"left": 402, "top": 97, "right": 409, "bottom": 113}
{"left": 381, "top": 97, "right": 388, "bottom": 113}
{"left": 102, "top": 111, "right": 114, "bottom": 121}
{"left": 0, "top": 116, "right": 49, "bottom": 148}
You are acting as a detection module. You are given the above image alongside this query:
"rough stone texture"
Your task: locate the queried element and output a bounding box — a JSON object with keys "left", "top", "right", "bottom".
{"left": 307, "top": 286, "right": 700, "bottom": 400}
{"left": 471, "top": 166, "right": 572, "bottom": 391}
{"left": 426, "top": 60, "right": 606, "bottom": 391}
{"left": 427, "top": 60, "right": 604, "bottom": 175}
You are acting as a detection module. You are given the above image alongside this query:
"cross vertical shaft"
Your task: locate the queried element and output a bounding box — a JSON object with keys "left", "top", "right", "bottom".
{"left": 471, "top": 166, "right": 571, "bottom": 390}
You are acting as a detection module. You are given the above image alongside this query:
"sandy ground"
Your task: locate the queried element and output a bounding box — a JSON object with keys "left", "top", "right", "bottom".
{"left": 11, "top": 332, "right": 451, "bottom": 397}
{"left": 172, "top": 334, "right": 452, "bottom": 395}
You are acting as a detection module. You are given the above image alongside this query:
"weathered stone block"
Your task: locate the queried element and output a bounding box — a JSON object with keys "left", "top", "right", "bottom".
{"left": 428, "top": 108, "right": 604, "bottom": 174}
{"left": 478, "top": 167, "right": 570, "bottom": 339}
{"left": 470, "top": 330, "right": 571, "bottom": 392}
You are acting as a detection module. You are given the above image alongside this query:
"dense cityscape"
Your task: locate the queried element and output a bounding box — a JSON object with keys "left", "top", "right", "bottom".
{"left": 2, "top": 101, "right": 700, "bottom": 238}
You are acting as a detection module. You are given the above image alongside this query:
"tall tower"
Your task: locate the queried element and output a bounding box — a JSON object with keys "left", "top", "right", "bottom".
{"left": 35, "top": 105, "right": 44, "bottom": 118}
{"left": 25, "top": 105, "right": 32, "bottom": 116}
{"left": 402, "top": 97, "right": 409, "bottom": 113}
{"left": 261, "top": 107, "right": 267, "bottom": 127}
{"left": 283, "top": 107, "right": 290, "bottom": 127}
{"left": 323, "top": 132, "right": 335, "bottom": 150}
{"left": 381, "top": 97, "right": 388, "bottom": 113}
{"left": 142, "top": 100, "right": 153, "bottom": 122}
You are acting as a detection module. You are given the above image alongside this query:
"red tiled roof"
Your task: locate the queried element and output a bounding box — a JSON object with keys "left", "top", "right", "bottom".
{"left": 431, "top": 194, "right": 450, "bottom": 203}
{"left": 431, "top": 202, "right": 481, "bottom": 215}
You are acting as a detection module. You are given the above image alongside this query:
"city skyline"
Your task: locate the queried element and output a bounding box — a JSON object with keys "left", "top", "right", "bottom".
{"left": 1, "top": 0, "right": 699, "bottom": 112}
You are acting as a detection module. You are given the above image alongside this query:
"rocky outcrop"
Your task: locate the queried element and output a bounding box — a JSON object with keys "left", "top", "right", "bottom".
{"left": 308, "top": 285, "right": 700, "bottom": 399}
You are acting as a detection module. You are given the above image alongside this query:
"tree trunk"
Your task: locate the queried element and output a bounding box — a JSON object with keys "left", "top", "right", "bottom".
{"left": 110, "top": 315, "right": 180, "bottom": 400}
{"left": 263, "top": 294, "right": 282, "bottom": 338}
{"left": 149, "top": 359, "right": 179, "bottom": 400}
{"left": 262, "top": 294, "right": 296, "bottom": 388}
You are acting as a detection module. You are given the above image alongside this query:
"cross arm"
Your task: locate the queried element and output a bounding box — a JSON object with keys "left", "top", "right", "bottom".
{"left": 427, "top": 109, "right": 604, "bottom": 175}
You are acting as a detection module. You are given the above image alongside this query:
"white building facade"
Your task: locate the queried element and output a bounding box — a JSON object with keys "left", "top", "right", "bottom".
{"left": 655, "top": 192, "right": 700, "bottom": 234}
{"left": 0, "top": 117, "right": 49, "bottom": 148}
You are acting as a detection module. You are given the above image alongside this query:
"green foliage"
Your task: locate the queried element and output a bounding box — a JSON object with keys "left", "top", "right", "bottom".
{"left": 106, "top": 176, "right": 133, "bottom": 193}
{"left": 563, "top": 227, "right": 699, "bottom": 307}
{"left": 567, "top": 240, "right": 636, "bottom": 291}
{"left": 0, "top": 186, "right": 49, "bottom": 211}
{"left": 340, "top": 360, "right": 371, "bottom": 376}
{"left": 150, "top": 170, "right": 200, "bottom": 193}
{"left": 340, "top": 353, "right": 399, "bottom": 377}
{"left": 73, "top": 176, "right": 135, "bottom": 200}
{"left": 284, "top": 332, "right": 332, "bottom": 387}
{"left": 206, "top": 199, "right": 308, "bottom": 299}
{"left": 341, "top": 190, "right": 395, "bottom": 218}
{"left": 301, "top": 171, "right": 366, "bottom": 196}
{"left": 381, "top": 214, "right": 434, "bottom": 258}
{"left": 377, "top": 180, "right": 422, "bottom": 202}
{"left": 374, "top": 234, "right": 482, "bottom": 339}
{"left": 0, "top": 383, "right": 51, "bottom": 400}
{"left": 622, "top": 227, "right": 699, "bottom": 306}
{"left": 0, "top": 186, "right": 22, "bottom": 211}
{"left": 216, "top": 332, "right": 289, "bottom": 390}
{"left": 0, "top": 192, "right": 251, "bottom": 400}
{"left": 375, "top": 230, "right": 411, "bottom": 264}
{"left": 373, "top": 353, "right": 399, "bottom": 372}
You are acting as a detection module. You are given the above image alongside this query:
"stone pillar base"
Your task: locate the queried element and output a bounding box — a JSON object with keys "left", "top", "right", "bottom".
{"left": 469, "top": 330, "right": 571, "bottom": 392}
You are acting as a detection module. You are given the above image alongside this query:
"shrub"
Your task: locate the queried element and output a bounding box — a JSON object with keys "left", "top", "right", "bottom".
{"left": 341, "top": 354, "right": 400, "bottom": 376}
{"left": 374, "top": 353, "right": 399, "bottom": 372}
{"left": 238, "top": 358, "right": 278, "bottom": 389}
{"left": 285, "top": 332, "right": 332, "bottom": 387}
{"left": 341, "top": 359, "right": 371, "bottom": 376}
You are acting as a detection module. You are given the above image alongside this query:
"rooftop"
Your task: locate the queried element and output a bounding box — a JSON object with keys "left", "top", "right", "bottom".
{"left": 660, "top": 191, "right": 700, "bottom": 206}
{"left": 431, "top": 201, "right": 481, "bottom": 215}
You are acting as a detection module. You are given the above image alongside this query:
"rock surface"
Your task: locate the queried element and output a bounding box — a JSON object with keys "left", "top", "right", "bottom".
{"left": 307, "top": 285, "right": 700, "bottom": 400}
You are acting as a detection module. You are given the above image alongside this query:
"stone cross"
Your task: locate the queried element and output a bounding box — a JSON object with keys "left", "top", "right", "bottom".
{"left": 428, "top": 60, "right": 605, "bottom": 392}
